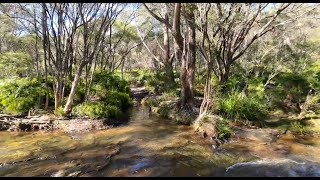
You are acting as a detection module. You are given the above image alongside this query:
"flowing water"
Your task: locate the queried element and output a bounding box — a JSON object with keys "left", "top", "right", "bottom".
{"left": 0, "top": 105, "right": 320, "bottom": 177}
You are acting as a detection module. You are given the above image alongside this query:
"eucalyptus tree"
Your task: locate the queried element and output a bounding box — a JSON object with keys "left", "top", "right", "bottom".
{"left": 64, "top": 3, "right": 124, "bottom": 114}
{"left": 144, "top": 3, "right": 197, "bottom": 107}
{"left": 195, "top": 3, "right": 293, "bottom": 122}
{"left": 40, "top": 3, "right": 81, "bottom": 110}
{"left": 137, "top": 3, "right": 176, "bottom": 90}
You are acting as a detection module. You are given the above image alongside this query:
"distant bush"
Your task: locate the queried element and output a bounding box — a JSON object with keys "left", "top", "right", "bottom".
{"left": 224, "top": 75, "right": 246, "bottom": 92}
{"left": 247, "top": 77, "right": 265, "bottom": 100}
{"left": 0, "top": 78, "right": 46, "bottom": 115}
{"left": 267, "top": 72, "right": 311, "bottom": 111}
{"left": 72, "top": 102, "right": 122, "bottom": 119}
{"left": 136, "top": 70, "right": 156, "bottom": 87}
{"left": 158, "top": 91, "right": 179, "bottom": 101}
{"left": 71, "top": 71, "right": 132, "bottom": 118}
{"left": 85, "top": 70, "right": 132, "bottom": 109}
{"left": 141, "top": 97, "right": 159, "bottom": 107}
{"left": 304, "top": 61, "right": 320, "bottom": 92}
{"left": 0, "top": 52, "right": 33, "bottom": 78}
{"left": 105, "top": 91, "right": 132, "bottom": 110}
{"left": 54, "top": 106, "right": 67, "bottom": 117}
{"left": 91, "top": 71, "right": 130, "bottom": 96}
{"left": 218, "top": 90, "right": 267, "bottom": 122}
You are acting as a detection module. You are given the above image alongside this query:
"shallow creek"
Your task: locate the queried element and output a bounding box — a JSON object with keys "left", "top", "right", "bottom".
{"left": 0, "top": 106, "right": 319, "bottom": 177}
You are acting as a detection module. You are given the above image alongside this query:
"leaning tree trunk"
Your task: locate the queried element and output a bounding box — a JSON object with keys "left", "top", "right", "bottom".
{"left": 194, "top": 61, "right": 213, "bottom": 130}
{"left": 64, "top": 62, "right": 86, "bottom": 114}
{"left": 200, "top": 61, "right": 214, "bottom": 115}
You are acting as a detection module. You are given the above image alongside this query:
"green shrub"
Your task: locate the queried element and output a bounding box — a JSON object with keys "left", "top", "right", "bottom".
{"left": 224, "top": 76, "right": 245, "bottom": 92}
{"left": 143, "top": 69, "right": 178, "bottom": 93}
{"left": 72, "top": 102, "right": 122, "bottom": 119}
{"left": 0, "top": 52, "right": 33, "bottom": 78}
{"left": 267, "top": 72, "right": 311, "bottom": 110}
{"left": 219, "top": 90, "right": 267, "bottom": 122}
{"left": 216, "top": 117, "right": 232, "bottom": 139}
{"left": 91, "top": 71, "right": 130, "bottom": 96}
{"left": 304, "top": 61, "right": 320, "bottom": 92}
{"left": 105, "top": 105, "right": 123, "bottom": 118}
{"left": 158, "top": 91, "right": 179, "bottom": 101}
{"left": 195, "top": 72, "right": 207, "bottom": 85}
{"left": 137, "top": 70, "right": 155, "bottom": 87}
{"left": 290, "top": 121, "right": 308, "bottom": 134}
{"left": 105, "top": 91, "right": 132, "bottom": 110}
{"left": 0, "top": 78, "right": 46, "bottom": 115}
{"left": 54, "top": 106, "right": 67, "bottom": 117}
{"left": 247, "top": 77, "right": 265, "bottom": 100}
{"left": 194, "top": 84, "right": 205, "bottom": 97}
{"left": 86, "top": 71, "right": 132, "bottom": 112}
{"left": 141, "top": 97, "right": 159, "bottom": 107}
{"left": 74, "top": 82, "right": 86, "bottom": 104}
{"left": 157, "top": 103, "right": 171, "bottom": 118}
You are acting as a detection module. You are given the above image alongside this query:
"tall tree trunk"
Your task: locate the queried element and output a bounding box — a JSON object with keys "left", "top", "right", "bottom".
{"left": 54, "top": 79, "right": 63, "bottom": 110}
{"left": 163, "top": 8, "right": 175, "bottom": 90}
{"left": 219, "top": 63, "right": 230, "bottom": 93}
{"left": 33, "top": 5, "right": 41, "bottom": 107}
{"left": 121, "top": 56, "right": 125, "bottom": 80}
{"left": 84, "top": 64, "right": 89, "bottom": 101}
{"left": 180, "top": 6, "right": 196, "bottom": 106}
{"left": 85, "top": 60, "right": 96, "bottom": 102}
{"left": 41, "top": 3, "right": 49, "bottom": 110}
{"left": 64, "top": 62, "right": 86, "bottom": 114}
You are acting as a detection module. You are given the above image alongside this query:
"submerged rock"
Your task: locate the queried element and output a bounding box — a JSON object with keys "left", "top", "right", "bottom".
{"left": 18, "top": 123, "right": 32, "bottom": 131}
{"left": 129, "top": 158, "right": 154, "bottom": 174}
{"left": 51, "top": 170, "right": 66, "bottom": 177}
{"left": 225, "top": 158, "right": 320, "bottom": 177}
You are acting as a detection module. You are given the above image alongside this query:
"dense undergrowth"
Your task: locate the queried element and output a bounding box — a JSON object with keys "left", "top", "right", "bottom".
{"left": 0, "top": 71, "right": 132, "bottom": 120}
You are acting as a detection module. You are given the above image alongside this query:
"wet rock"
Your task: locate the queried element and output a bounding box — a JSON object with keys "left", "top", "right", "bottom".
{"left": 52, "top": 170, "right": 66, "bottom": 177}
{"left": 195, "top": 115, "right": 221, "bottom": 139}
{"left": 168, "top": 108, "right": 197, "bottom": 125}
{"left": 7, "top": 125, "right": 18, "bottom": 132}
{"left": 0, "top": 121, "right": 10, "bottom": 130}
{"left": 66, "top": 171, "right": 81, "bottom": 177}
{"left": 52, "top": 164, "right": 86, "bottom": 177}
{"left": 225, "top": 159, "right": 320, "bottom": 177}
{"left": 211, "top": 144, "right": 219, "bottom": 152}
{"left": 130, "top": 87, "right": 151, "bottom": 102}
{"left": 18, "top": 123, "right": 32, "bottom": 131}
{"left": 129, "top": 158, "right": 154, "bottom": 174}
{"left": 53, "top": 119, "right": 111, "bottom": 133}
{"left": 233, "top": 127, "right": 282, "bottom": 143}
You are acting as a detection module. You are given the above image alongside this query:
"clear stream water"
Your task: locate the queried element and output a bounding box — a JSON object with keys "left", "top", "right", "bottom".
{"left": 0, "top": 105, "right": 320, "bottom": 177}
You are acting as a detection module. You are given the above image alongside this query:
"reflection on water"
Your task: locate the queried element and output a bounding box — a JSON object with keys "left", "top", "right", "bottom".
{"left": 0, "top": 106, "right": 319, "bottom": 177}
